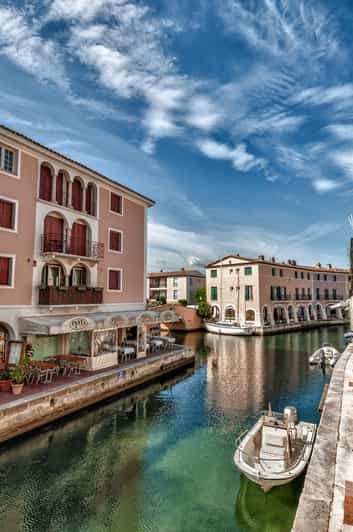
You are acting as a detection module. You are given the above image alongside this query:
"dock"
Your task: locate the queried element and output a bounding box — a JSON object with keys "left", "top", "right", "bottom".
{"left": 0, "top": 345, "right": 194, "bottom": 445}
{"left": 292, "top": 342, "right": 353, "bottom": 531}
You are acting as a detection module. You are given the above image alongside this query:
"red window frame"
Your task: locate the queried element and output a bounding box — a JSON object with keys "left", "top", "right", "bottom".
{"left": 0, "top": 257, "right": 11, "bottom": 286}
{"left": 108, "top": 270, "right": 121, "bottom": 290}
{"left": 0, "top": 199, "right": 14, "bottom": 229}
{"left": 110, "top": 193, "right": 122, "bottom": 214}
{"left": 109, "top": 230, "right": 122, "bottom": 252}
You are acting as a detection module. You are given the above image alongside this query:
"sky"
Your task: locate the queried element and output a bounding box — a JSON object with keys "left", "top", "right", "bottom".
{"left": 1, "top": 0, "right": 353, "bottom": 271}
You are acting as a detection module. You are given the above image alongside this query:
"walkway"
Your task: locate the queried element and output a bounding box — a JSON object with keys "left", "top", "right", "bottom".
{"left": 293, "top": 343, "right": 353, "bottom": 532}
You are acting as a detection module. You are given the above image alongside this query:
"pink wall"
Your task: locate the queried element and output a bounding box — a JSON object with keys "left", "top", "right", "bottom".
{"left": 0, "top": 152, "right": 37, "bottom": 305}
{"left": 98, "top": 189, "right": 145, "bottom": 304}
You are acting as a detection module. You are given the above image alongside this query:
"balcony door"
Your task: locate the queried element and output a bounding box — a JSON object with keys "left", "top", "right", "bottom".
{"left": 44, "top": 215, "right": 64, "bottom": 252}
{"left": 70, "top": 222, "right": 87, "bottom": 256}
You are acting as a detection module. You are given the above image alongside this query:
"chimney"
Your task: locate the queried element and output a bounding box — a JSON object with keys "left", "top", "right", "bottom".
{"left": 270, "top": 257, "right": 276, "bottom": 263}
{"left": 181, "top": 267, "right": 185, "bottom": 271}
{"left": 160, "top": 269, "right": 163, "bottom": 272}
{"left": 287, "top": 260, "right": 292, "bottom": 265}
{"left": 292, "top": 260, "right": 296, "bottom": 265}
{"left": 258, "top": 255, "right": 265, "bottom": 260}
{"left": 316, "top": 262, "right": 321, "bottom": 268}
{"left": 326, "top": 264, "right": 332, "bottom": 269}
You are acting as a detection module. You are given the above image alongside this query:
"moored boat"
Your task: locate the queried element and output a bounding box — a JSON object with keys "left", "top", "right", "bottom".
{"left": 309, "top": 344, "right": 340, "bottom": 367}
{"left": 234, "top": 406, "right": 316, "bottom": 492}
{"left": 204, "top": 320, "right": 254, "bottom": 336}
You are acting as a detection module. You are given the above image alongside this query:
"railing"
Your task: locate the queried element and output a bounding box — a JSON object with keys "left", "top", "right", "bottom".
{"left": 38, "top": 285, "right": 103, "bottom": 305}
{"left": 41, "top": 233, "right": 104, "bottom": 259}
{"left": 271, "top": 294, "right": 292, "bottom": 301}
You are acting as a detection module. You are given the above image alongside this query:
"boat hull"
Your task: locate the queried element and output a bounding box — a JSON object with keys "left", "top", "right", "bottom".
{"left": 204, "top": 321, "right": 254, "bottom": 336}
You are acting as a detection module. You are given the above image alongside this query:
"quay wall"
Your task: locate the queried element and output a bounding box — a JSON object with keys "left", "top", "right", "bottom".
{"left": 292, "top": 343, "right": 353, "bottom": 532}
{"left": 256, "top": 318, "right": 348, "bottom": 336}
{"left": 0, "top": 347, "right": 194, "bottom": 445}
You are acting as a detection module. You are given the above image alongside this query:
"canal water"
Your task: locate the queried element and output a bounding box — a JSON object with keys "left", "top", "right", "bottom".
{"left": 0, "top": 326, "right": 348, "bottom": 532}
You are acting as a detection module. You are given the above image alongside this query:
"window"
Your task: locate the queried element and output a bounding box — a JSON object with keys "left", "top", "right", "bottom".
{"left": 316, "top": 288, "right": 320, "bottom": 300}
{"left": 301, "top": 287, "right": 305, "bottom": 297}
{"left": 295, "top": 288, "right": 299, "bottom": 300}
{"left": 72, "top": 179, "right": 83, "bottom": 211}
{"left": 324, "top": 288, "right": 329, "bottom": 299}
{"left": 110, "top": 192, "right": 123, "bottom": 214}
{"left": 39, "top": 165, "right": 53, "bottom": 201}
{"left": 308, "top": 288, "right": 312, "bottom": 299}
{"left": 173, "top": 277, "right": 178, "bottom": 287}
{"left": 108, "top": 269, "right": 122, "bottom": 291}
{"left": 279, "top": 269, "right": 283, "bottom": 277}
{"left": 295, "top": 271, "right": 298, "bottom": 279}
{"left": 333, "top": 275, "right": 337, "bottom": 282}
{"left": 0, "top": 198, "right": 16, "bottom": 230}
{"left": 333, "top": 288, "right": 337, "bottom": 299}
{"left": 210, "top": 286, "right": 218, "bottom": 300}
{"left": 324, "top": 274, "right": 327, "bottom": 281}
{"left": 173, "top": 289, "right": 178, "bottom": 300}
{"left": 244, "top": 267, "right": 252, "bottom": 275}
{"left": 300, "top": 272, "right": 304, "bottom": 280}
{"left": 70, "top": 266, "right": 87, "bottom": 287}
{"left": 316, "top": 274, "right": 320, "bottom": 280}
{"left": 307, "top": 273, "right": 310, "bottom": 280}
{"left": 229, "top": 268, "right": 233, "bottom": 274}
{"left": 0, "top": 256, "right": 14, "bottom": 287}
{"left": 0, "top": 145, "right": 17, "bottom": 174}
{"left": 272, "top": 268, "right": 276, "bottom": 276}
{"left": 245, "top": 285, "right": 253, "bottom": 300}
{"left": 210, "top": 269, "right": 217, "bottom": 278}
{"left": 109, "top": 229, "right": 123, "bottom": 253}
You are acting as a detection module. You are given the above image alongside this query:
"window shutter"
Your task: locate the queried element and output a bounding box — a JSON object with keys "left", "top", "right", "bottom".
{"left": 39, "top": 166, "right": 52, "bottom": 201}
{"left": 56, "top": 172, "right": 64, "bottom": 205}
{"left": 86, "top": 185, "right": 92, "bottom": 215}
{"left": 0, "top": 199, "right": 13, "bottom": 229}
{"left": 111, "top": 193, "right": 122, "bottom": 213}
{"left": 72, "top": 180, "right": 83, "bottom": 211}
{"left": 109, "top": 270, "right": 120, "bottom": 290}
{"left": 0, "top": 257, "right": 10, "bottom": 285}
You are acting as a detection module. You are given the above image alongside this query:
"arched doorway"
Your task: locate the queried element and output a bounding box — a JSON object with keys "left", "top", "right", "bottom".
{"left": 43, "top": 213, "right": 66, "bottom": 252}
{"left": 70, "top": 220, "right": 89, "bottom": 256}
{"left": 72, "top": 178, "right": 84, "bottom": 211}
{"left": 0, "top": 324, "right": 9, "bottom": 361}
{"left": 316, "top": 303, "right": 323, "bottom": 320}
{"left": 308, "top": 304, "right": 315, "bottom": 320}
{"left": 288, "top": 305, "right": 294, "bottom": 321}
{"left": 263, "top": 306, "right": 270, "bottom": 325}
{"left": 211, "top": 305, "right": 220, "bottom": 320}
{"left": 296, "top": 305, "right": 306, "bottom": 321}
{"left": 245, "top": 309, "right": 255, "bottom": 322}
{"left": 39, "top": 163, "right": 54, "bottom": 201}
{"left": 326, "top": 305, "right": 337, "bottom": 319}
{"left": 224, "top": 305, "right": 235, "bottom": 321}
{"left": 273, "top": 307, "right": 286, "bottom": 324}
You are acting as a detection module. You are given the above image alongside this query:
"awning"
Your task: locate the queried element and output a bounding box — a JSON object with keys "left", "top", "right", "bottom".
{"left": 19, "top": 309, "right": 181, "bottom": 336}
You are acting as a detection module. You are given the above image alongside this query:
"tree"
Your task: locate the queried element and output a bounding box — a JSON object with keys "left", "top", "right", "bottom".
{"left": 197, "top": 300, "right": 211, "bottom": 318}
{"left": 194, "top": 287, "right": 206, "bottom": 303}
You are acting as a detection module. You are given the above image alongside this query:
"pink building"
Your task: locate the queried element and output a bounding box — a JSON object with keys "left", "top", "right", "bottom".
{"left": 0, "top": 125, "right": 173, "bottom": 369}
{"left": 206, "top": 254, "right": 350, "bottom": 330}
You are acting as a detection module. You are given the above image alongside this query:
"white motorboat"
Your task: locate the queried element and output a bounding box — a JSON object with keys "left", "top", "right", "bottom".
{"left": 309, "top": 344, "right": 340, "bottom": 367}
{"left": 204, "top": 320, "right": 254, "bottom": 336}
{"left": 234, "top": 406, "right": 317, "bottom": 493}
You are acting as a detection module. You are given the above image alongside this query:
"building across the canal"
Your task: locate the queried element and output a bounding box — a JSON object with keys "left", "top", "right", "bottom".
{"left": 206, "top": 254, "right": 350, "bottom": 330}
{"left": 0, "top": 124, "right": 179, "bottom": 369}
{"left": 147, "top": 269, "right": 205, "bottom": 304}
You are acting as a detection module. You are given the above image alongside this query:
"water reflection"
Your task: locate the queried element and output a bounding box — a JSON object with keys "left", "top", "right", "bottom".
{"left": 0, "top": 326, "right": 347, "bottom": 532}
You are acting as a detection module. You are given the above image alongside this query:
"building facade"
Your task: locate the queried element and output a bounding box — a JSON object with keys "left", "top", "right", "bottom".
{"left": 0, "top": 125, "right": 178, "bottom": 369}
{"left": 147, "top": 269, "right": 205, "bottom": 304}
{"left": 206, "top": 254, "right": 350, "bottom": 328}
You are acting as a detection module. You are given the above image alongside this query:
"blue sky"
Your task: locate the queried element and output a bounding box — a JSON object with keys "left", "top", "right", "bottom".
{"left": 1, "top": 0, "right": 353, "bottom": 270}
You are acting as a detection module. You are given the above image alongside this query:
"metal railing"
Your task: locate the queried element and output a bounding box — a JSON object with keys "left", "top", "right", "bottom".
{"left": 41, "top": 233, "right": 104, "bottom": 259}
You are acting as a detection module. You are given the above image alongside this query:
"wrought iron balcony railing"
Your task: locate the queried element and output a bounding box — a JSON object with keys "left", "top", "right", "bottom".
{"left": 38, "top": 285, "right": 103, "bottom": 305}
{"left": 41, "top": 233, "right": 104, "bottom": 259}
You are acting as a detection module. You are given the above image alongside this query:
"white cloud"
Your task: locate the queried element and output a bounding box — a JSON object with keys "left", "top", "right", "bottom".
{"left": 0, "top": 6, "right": 68, "bottom": 89}
{"left": 197, "top": 138, "right": 264, "bottom": 171}
{"left": 46, "top": 0, "right": 118, "bottom": 22}
{"left": 312, "top": 178, "right": 341, "bottom": 193}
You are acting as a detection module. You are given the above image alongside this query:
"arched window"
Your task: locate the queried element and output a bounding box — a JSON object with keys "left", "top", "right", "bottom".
{"left": 316, "top": 304, "right": 323, "bottom": 320}
{"left": 39, "top": 164, "right": 53, "bottom": 201}
{"left": 72, "top": 178, "right": 83, "bottom": 211}
{"left": 70, "top": 265, "right": 88, "bottom": 287}
{"left": 41, "top": 263, "right": 65, "bottom": 287}
{"left": 43, "top": 213, "right": 65, "bottom": 252}
{"left": 56, "top": 171, "right": 69, "bottom": 206}
{"left": 70, "top": 220, "right": 88, "bottom": 256}
{"left": 211, "top": 305, "right": 220, "bottom": 320}
{"left": 224, "top": 306, "right": 235, "bottom": 321}
{"left": 288, "top": 305, "right": 294, "bottom": 320}
{"left": 86, "top": 183, "right": 96, "bottom": 216}
{"left": 263, "top": 306, "right": 269, "bottom": 324}
{"left": 245, "top": 309, "right": 255, "bottom": 321}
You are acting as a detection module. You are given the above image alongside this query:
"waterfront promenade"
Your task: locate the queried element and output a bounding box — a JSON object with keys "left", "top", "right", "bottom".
{"left": 293, "top": 342, "right": 353, "bottom": 531}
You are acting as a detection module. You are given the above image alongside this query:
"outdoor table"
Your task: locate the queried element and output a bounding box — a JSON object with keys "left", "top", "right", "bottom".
{"left": 54, "top": 355, "right": 86, "bottom": 376}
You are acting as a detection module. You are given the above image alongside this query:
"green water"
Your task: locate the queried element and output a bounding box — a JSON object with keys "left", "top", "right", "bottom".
{"left": 0, "top": 326, "right": 348, "bottom": 532}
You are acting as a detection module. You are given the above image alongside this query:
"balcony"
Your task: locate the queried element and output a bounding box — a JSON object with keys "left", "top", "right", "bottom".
{"left": 41, "top": 234, "right": 104, "bottom": 260}
{"left": 271, "top": 293, "right": 292, "bottom": 301}
{"left": 38, "top": 286, "right": 103, "bottom": 305}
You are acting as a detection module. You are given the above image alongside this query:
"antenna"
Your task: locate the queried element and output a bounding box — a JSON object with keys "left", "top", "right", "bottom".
{"left": 349, "top": 214, "right": 353, "bottom": 229}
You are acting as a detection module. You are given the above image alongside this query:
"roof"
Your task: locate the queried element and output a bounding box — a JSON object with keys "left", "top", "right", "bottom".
{"left": 206, "top": 254, "right": 350, "bottom": 274}
{"left": 0, "top": 124, "right": 155, "bottom": 207}
{"left": 148, "top": 269, "right": 205, "bottom": 279}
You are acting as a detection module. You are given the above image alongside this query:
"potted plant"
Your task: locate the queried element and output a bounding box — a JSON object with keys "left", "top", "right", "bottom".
{"left": 0, "top": 369, "right": 11, "bottom": 393}
{"left": 10, "top": 366, "right": 25, "bottom": 395}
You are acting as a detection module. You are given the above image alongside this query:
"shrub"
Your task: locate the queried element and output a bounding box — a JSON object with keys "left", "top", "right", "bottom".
{"left": 197, "top": 301, "right": 211, "bottom": 318}
{"left": 159, "top": 296, "right": 167, "bottom": 305}
{"left": 178, "top": 299, "right": 188, "bottom": 306}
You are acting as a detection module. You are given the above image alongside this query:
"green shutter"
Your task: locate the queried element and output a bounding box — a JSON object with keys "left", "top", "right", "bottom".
{"left": 211, "top": 286, "right": 218, "bottom": 300}
{"left": 244, "top": 267, "right": 252, "bottom": 275}
{"left": 272, "top": 268, "right": 276, "bottom": 276}
{"left": 210, "top": 269, "right": 217, "bottom": 278}
{"left": 245, "top": 285, "right": 249, "bottom": 300}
